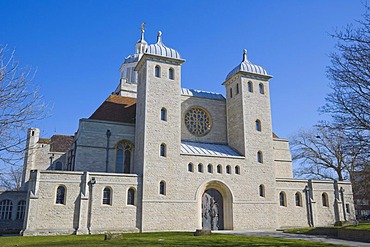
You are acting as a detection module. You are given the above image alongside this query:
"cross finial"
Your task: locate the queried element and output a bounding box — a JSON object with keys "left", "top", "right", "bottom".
{"left": 141, "top": 23, "right": 146, "bottom": 33}
{"left": 243, "top": 49, "right": 248, "bottom": 62}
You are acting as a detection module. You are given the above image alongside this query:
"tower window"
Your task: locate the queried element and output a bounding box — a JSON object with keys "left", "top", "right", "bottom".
{"left": 322, "top": 192, "right": 329, "bottom": 207}
{"left": 207, "top": 164, "right": 213, "bottom": 173}
{"left": 226, "top": 165, "right": 231, "bottom": 174}
{"left": 127, "top": 188, "right": 135, "bottom": 206}
{"left": 155, "top": 65, "right": 161, "bottom": 78}
{"left": 230, "top": 88, "right": 233, "bottom": 98}
{"left": 169, "top": 68, "right": 174, "bottom": 80}
{"left": 257, "top": 151, "right": 263, "bottom": 163}
{"left": 103, "top": 187, "right": 112, "bottom": 205}
{"left": 236, "top": 83, "right": 239, "bottom": 94}
{"left": 256, "top": 119, "right": 261, "bottom": 132}
{"left": 235, "top": 166, "right": 240, "bottom": 174}
{"left": 56, "top": 186, "right": 66, "bottom": 205}
{"left": 279, "top": 191, "right": 287, "bottom": 206}
{"left": 248, "top": 81, "right": 253, "bottom": 92}
{"left": 159, "top": 181, "right": 166, "bottom": 195}
{"left": 188, "top": 163, "right": 194, "bottom": 172}
{"left": 259, "top": 83, "right": 264, "bottom": 94}
{"left": 161, "top": 108, "right": 167, "bottom": 121}
{"left": 295, "top": 192, "right": 302, "bottom": 207}
{"left": 160, "top": 143, "right": 167, "bottom": 157}
{"left": 259, "top": 184, "right": 265, "bottom": 197}
{"left": 198, "top": 163, "right": 203, "bottom": 173}
{"left": 217, "top": 165, "right": 222, "bottom": 174}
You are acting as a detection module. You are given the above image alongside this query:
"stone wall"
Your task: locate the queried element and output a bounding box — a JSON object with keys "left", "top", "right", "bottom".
{"left": 0, "top": 191, "right": 27, "bottom": 233}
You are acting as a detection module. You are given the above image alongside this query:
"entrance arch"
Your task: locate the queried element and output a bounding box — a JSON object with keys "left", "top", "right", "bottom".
{"left": 196, "top": 180, "right": 233, "bottom": 230}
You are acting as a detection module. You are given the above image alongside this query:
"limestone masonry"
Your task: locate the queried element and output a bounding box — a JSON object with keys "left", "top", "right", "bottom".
{"left": 0, "top": 27, "right": 354, "bottom": 235}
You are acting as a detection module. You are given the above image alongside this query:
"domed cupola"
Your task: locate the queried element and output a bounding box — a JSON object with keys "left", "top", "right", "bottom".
{"left": 145, "top": 31, "right": 181, "bottom": 59}
{"left": 225, "top": 49, "right": 269, "bottom": 81}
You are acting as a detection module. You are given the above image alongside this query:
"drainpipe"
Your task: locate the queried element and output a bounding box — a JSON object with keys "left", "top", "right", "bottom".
{"left": 87, "top": 177, "right": 96, "bottom": 234}
{"left": 105, "top": 130, "right": 111, "bottom": 173}
{"left": 304, "top": 185, "right": 313, "bottom": 227}
{"left": 340, "top": 187, "right": 347, "bottom": 221}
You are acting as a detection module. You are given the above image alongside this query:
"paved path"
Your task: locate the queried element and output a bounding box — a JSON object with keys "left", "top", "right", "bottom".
{"left": 216, "top": 230, "right": 370, "bottom": 246}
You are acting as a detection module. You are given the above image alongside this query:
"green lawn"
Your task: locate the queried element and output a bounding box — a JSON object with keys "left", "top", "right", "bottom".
{"left": 0, "top": 232, "right": 341, "bottom": 247}
{"left": 283, "top": 222, "right": 370, "bottom": 234}
{"left": 344, "top": 222, "right": 370, "bottom": 230}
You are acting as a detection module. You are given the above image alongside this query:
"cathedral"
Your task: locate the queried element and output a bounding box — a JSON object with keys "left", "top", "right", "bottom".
{"left": 0, "top": 27, "right": 354, "bottom": 235}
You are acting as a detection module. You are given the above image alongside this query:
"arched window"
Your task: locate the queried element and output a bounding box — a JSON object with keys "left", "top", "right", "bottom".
{"left": 257, "top": 151, "right": 263, "bottom": 163}
{"left": 155, "top": 65, "right": 161, "bottom": 78}
{"left": 16, "top": 200, "right": 26, "bottom": 220}
{"left": 322, "top": 193, "right": 329, "bottom": 207}
{"left": 207, "top": 164, "right": 213, "bottom": 173}
{"left": 159, "top": 181, "right": 166, "bottom": 195}
{"left": 259, "top": 83, "right": 264, "bottom": 94}
{"left": 279, "top": 191, "right": 287, "bottom": 207}
{"left": 55, "top": 161, "right": 63, "bottom": 170}
{"left": 103, "top": 187, "right": 112, "bottom": 205}
{"left": 160, "top": 143, "right": 166, "bottom": 157}
{"left": 116, "top": 142, "right": 133, "bottom": 174}
{"left": 235, "top": 166, "right": 240, "bottom": 175}
{"left": 56, "top": 186, "right": 66, "bottom": 205}
{"left": 255, "top": 119, "right": 261, "bottom": 132}
{"left": 161, "top": 108, "right": 167, "bottom": 121}
{"left": 248, "top": 81, "right": 253, "bottom": 92}
{"left": 169, "top": 68, "right": 174, "bottom": 80}
{"left": 259, "top": 184, "right": 265, "bottom": 197}
{"left": 0, "top": 199, "right": 13, "bottom": 220}
{"left": 198, "top": 163, "right": 203, "bottom": 173}
{"left": 226, "top": 165, "right": 231, "bottom": 174}
{"left": 236, "top": 83, "right": 239, "bottom": 94}
{"left": 127, "top": 188, "right": 135, "bottom": 205}
{"left": 230, "top": 88, "right": 233, "bottom": 98}
{"left": 217, "top": 165, "right": 222, "bottom": 174}
{"left": 188, "top": 163, "right": 194, "bottom": 172}
{"left": 295, "top": 192, "right": 302, "bottom": 207}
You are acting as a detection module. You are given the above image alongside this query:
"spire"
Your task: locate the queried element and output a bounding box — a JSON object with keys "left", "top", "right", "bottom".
{"left": 135, "top": 23, "right": 148, "bottom": 54}
{"left": 242, "top": 49, "right": 248, "bottom": 63}
{"left": 157, "top": 31, "right": 163, "bottom": 44}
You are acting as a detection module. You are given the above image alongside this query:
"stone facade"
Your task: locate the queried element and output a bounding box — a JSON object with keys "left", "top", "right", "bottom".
{"left": 0, "top": 29, "right": 355, "bottom": 235}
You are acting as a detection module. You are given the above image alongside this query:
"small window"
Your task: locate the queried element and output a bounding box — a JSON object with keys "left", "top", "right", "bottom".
{"left": 236, "top": 83, "right": 239, "bottom": 94}
{"left": 295, "top": 192, "right": 302, "bottom": 207}
{"left": 255, "top": 119, "right": 261, "bottom": 132}
{"left": 259, "top": 83, "right": 264, "bottom": 94}
{"left": 226, "top": 165, "right": 231, "bottom": 174}
{"left": 56, "top": 186, "right": 66, "bottom": 205}
{"left": 322, "top": 193, "right": 329, "bottom": 207}
{"left": 279, "top": 191, "right": 287, "bottom": 207}
{"left": 103, "top": 187, "right": 112, "bottom": 205}
{"left": 159, "top": 181, "right": 166, "bottom": 195}
{"left": 155, "top": 65, "right": 161, "bottom": 78}
{"left": 248, "top": 81, "right": 253, "bottom": 92}
{"left": 16, "top": 200, "right": 26, "bottom": 220}
{"left": 188, "top": 163, "right": 194, "bottom": 172}
{"left": 259, "top": 184, "right": 265, "bottom": 197}
{"left": 160, "top": 143, "right": 166, "bottom": 157}
{"left": 257, "top": 151, "right": 263, "bottom": 163}
{"left": 169, "top": 68, "right": 174, "bottom": 80}
{"left": 230, "top": 88, "right": 233, "bottom": 98}
{"left": 345, "top": 203, "right": 350, "bottom": 214}
{"left": 161, "top": 108, "right": 167, "bottom": 121}
{"left": 55, "top": 161, "right": 63, "bottom": 170}
{"left": 207, "top": 164, "right": 213, "bottom": 173}
{"left": 127, "top": 188, "right": 135, "bottom": 206}
{"left": 217, "top": 165, "right": 222, "bottom": 174}
{"left": 0, "top": 199, "right": 13, "bottom": 220}
{"left": 235, "top": 166, "right": 240, "bottom": 175}
{"left": 198, "top": 163, "right": 203, "bottom": 173}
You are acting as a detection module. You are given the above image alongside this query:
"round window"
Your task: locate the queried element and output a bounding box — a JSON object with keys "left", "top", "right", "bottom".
{"left": 184, "top": 107, "right": 212, "bottom": 136}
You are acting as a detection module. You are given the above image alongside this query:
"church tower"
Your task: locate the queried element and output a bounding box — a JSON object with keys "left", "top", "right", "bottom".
{"left": 134, "top": 31, "right": 185, "bottom": 231}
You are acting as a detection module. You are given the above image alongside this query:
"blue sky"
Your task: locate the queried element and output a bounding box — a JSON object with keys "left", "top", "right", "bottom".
{"left": 0, "top": 0, "right": 366, "bottom": 139}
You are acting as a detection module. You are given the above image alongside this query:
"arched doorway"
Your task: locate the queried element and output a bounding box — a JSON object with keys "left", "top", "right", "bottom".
{"left": 202, "top": 189, "right": 224, "bottom": 230}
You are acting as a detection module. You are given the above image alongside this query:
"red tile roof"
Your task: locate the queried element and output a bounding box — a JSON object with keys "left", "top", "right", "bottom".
{"left": 50, "top": 135, "right": 74, "bottom": 152}
{"left": 89, "top": 95, "right": 136, "bottom": 124}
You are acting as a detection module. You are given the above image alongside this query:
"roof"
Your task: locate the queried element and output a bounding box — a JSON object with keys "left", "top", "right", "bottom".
{"left": 145, "top": 31, "right": 181, "bottom": 60}
{"left": 181, "top": 141, "right": 242, "bottom": 158}
{"left": 89, "top": 94, "right": 136, "bottom": 124}
{"left": 50, "top": 135, "right": 74, "bottom": 152}
{"left": 181, "top": 88, "right": 225, "bottom": 100}
{"left": 226, "top": 49, "right": 268, "bottom": 81}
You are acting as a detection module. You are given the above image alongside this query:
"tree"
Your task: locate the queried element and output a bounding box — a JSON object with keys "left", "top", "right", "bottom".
{"left": 0, "top": 45, "right": 47, "bottom": 167}
{"left": 0, "top": 165, "right": 22, "bottom": 191}
{"left": 291, "top": 124, "right": 366, "bottom": 181}
{"left": 323, "top": 6, "right": 370, "bottom": 149}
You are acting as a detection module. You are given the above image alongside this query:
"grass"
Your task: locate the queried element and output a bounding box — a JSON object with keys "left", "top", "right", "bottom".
{"left": 343, "top": 222, "right": 370, "bottom": 230}
{"left": 0, "top": 232, "right": 341, "bottom": 247}
{"left": 283, "top": 222, "right": 370, "bottom": 234}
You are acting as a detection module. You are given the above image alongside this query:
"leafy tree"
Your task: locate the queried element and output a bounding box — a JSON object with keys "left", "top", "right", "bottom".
{"left": 0, "top": 45, "right": 47, "bottom": 167}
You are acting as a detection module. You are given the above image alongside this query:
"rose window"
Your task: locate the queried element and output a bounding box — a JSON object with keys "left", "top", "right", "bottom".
{"left": 185, "top": 107, "right": 211, "bottom": 136}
